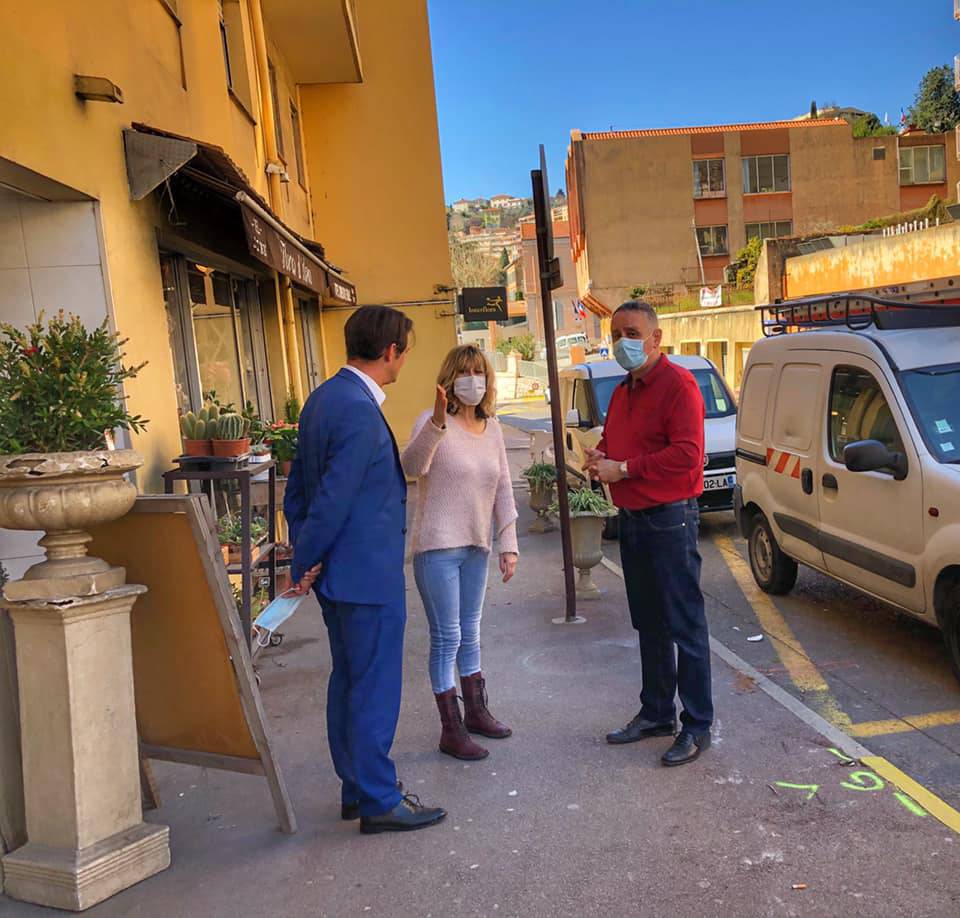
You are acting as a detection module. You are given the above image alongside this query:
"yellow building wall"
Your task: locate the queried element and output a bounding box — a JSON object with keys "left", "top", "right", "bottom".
{"left": 785, "top": 224, "right": 960, "bottom": 298}
{"left": 299, "top": 0, "right": 456, "bottom": 443}
{"left": 0, "top": 1, "right": 320, "bottom": 488}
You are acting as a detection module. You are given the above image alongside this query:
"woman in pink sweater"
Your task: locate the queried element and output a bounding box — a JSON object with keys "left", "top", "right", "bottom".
{"left": 401, "top": 344, "right": 519, "bottom": 760}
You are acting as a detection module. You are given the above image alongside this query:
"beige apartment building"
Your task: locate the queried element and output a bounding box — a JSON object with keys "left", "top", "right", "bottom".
{"left": 565, "top": 118, "right": 960, "bottom": 315}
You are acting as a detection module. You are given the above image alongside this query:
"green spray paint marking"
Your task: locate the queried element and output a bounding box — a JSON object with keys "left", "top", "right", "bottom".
{"left": 775, "top": 782, "right": 820, "bottom": 801}
{"left": 826, "top": 747, "right": 856, "bottom": 765}
{"left": 893, "top": 792, "right": 927, "bottom": 817}
{"left": 840, "top": 771, "right": 885, "bottom": 792}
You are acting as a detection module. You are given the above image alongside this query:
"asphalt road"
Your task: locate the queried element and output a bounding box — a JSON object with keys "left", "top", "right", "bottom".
{"left": 602, "top": 511, "right": 960, "bottom": 811}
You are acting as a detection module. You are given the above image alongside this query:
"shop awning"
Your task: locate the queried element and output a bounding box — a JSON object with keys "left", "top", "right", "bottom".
{"left": 123, "top": 124, "right": 357, "bottom": 306}
{"left": 581, "top": 292, "right": 612, "bottom": 318}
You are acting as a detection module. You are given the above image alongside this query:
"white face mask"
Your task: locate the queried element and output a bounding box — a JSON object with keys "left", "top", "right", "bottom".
{"left": 453, "top": 374, "right": 486, "bottom": 406}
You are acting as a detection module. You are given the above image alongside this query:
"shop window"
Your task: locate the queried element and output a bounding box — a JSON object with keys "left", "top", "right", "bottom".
{"left": 899, "top": 145, "right": 946, "bottom": 186}
{"left": 696, "top": 225, "right": 728, "bottom": 256}
{"left": 693, "top": 158, "right": 725, "bottom": 198}
{"left": 743, "top": 154, "right": 790, "bottom": 194}
{"left": 706, "top": 340, "right": 729, "bottom": 379}
{"left": 745, "top": 221, "right": 793, "bottom": 242}
{"left": 680, "top": 341, "right": 702, "bottom": 356}
{"left": 220, "top": 1, "right": 255, "bottom": 117}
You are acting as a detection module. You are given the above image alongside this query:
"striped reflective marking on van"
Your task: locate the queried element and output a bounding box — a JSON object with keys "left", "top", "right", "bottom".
{"left": 766, "top": 448, "right": 802, "bottom": 479}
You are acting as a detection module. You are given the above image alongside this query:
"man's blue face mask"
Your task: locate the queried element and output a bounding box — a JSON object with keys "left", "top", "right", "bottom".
{"left": 613, "top": 335, "right": 650, "bottom": 372}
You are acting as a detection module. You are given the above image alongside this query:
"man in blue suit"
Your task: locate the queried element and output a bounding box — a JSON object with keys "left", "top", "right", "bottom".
{"left": 285, "top": 305, "right": 446, "bottom": 834}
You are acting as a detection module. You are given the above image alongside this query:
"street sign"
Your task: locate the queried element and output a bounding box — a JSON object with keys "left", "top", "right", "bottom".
{"left": 459, "top": 286, "right": 509, "bottom": 322}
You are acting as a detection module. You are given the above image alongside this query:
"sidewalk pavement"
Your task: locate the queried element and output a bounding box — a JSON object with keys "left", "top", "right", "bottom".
{"left": 4, "top": 433, "right": 959, "bottom": 917}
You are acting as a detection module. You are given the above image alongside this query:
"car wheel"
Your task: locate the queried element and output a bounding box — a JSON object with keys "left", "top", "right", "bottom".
{"left": 748, "top": 513, "right": 798, "bottom": 595}
{"left": 940, "top": 582, "right": 960, "bottom": 686}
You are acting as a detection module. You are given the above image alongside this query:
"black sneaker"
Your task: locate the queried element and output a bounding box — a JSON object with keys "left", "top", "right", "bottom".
{"left": 606, "top": 713, "right": 677, "bottom": 745}
{"left": 360, "top": 794, "right": 446, "bottom": 834}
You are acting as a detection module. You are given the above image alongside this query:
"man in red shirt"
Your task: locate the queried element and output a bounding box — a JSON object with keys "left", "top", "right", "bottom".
{"left": 584, "top": 300, "right": 713, "bottom": 766}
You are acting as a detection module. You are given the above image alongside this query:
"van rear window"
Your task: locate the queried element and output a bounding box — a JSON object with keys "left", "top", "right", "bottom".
{"left": 739, "top": 364, "right": 773, "bottom": 441}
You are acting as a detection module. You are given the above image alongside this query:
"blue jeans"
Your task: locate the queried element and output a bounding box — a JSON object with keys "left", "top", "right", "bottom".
{"left": 319, "top": 595, "right": 405, "bottom": 818}
{"left": 414, "top": 547, "right": 490, "bottom": 694}
{"left": 618, "top": 500, "right": 714, "bottom": 736}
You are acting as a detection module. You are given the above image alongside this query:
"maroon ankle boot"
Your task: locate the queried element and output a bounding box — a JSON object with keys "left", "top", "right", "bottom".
{"left": 435, "top": 688, "right": 488, "bottom": 760}
{"left": 460, "top": 672, "right": 512, "bottom": 739}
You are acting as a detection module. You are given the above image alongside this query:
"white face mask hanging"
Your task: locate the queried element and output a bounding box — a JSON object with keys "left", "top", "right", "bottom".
{"left": 453, "top": 375, "right": 486, "bottom": 406}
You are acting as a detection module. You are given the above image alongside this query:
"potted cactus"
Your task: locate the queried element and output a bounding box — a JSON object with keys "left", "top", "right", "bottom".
{"left": 211, "top": 411, "right": 252, "bottom": 458}
{"left": 178, "top": 402, "right": 220, "bottom": 456}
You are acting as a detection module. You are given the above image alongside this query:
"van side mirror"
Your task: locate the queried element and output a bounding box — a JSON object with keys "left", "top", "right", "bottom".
{"left": 843, "top": 440, "right": 908, "bottom": 481}
{"left": 565, "top": 408, "right": 582, "bottom": 428}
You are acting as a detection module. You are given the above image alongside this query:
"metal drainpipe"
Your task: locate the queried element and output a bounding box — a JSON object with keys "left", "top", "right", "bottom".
{"left": 247, "top": 0, "right": 302, "bottom": 404}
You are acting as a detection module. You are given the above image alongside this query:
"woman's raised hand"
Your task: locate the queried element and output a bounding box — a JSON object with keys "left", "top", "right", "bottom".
{"left": 432, "top": 384, "right": 448, "bottom": 428}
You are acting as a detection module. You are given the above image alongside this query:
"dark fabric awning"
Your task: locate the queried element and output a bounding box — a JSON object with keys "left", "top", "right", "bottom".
{"left": 123, "top": 123, "right": 357, "bottom": 305}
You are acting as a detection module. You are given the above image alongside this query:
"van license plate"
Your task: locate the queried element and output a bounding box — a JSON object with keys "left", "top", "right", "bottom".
{"left": 703, "top": 474, "right": 735, "bottom": 491}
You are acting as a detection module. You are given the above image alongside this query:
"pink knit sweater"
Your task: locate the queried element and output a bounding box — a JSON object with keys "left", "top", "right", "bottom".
{"left": 401, "top": 412, "right": 519, "bottom": 556}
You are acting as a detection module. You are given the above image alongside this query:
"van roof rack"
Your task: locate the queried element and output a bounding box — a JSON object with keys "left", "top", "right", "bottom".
{"left": 759, "top": 293, "right": 960, "bottom": 337}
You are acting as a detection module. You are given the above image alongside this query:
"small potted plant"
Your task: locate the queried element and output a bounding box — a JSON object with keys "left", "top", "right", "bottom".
{"left": 550, "top": 487, "right": 617, "bottom": 600}
{"left": 244, "top": 402, "right": 271, "bottom": 463}
{"left": 211, "top": 411, "right": 252, "bottom": 458}
{"left": 521, "top": 456, "right": 558, "bottom": 533}
{"left": 266, "top": 421, "right": 298, "bottom": 477}
{"left": 217, "top": 514, "right": 267, "bottom": 565}
{"left": 178, "top": 403, "right": 220, "bottom": 457}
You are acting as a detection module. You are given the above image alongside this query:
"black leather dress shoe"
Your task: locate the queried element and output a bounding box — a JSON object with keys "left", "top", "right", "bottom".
{"left": 342, "top": 780, "right": 404, "bottom": 821}
{"left": 661, "top": 731, "right": 711, "bottom": 767}
{"left": 606, "top": 713, "right": 677, "bottom": 745}
{"left": 360, "top": 794, "right": 446, "bottom": 834}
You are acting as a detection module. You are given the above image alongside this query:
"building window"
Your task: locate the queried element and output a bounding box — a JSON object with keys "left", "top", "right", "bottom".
{"left": 290, "top": 102, "right": 306, "bottom": 187}
{"left": 696, "top": 225, "right": 728, "bottom": 256}
{"left": 873, "top": 147, "right": 886, "bottom": 161}
{"left": 899, "top": 145, "right": 946, "bottom": 186}
{"left": 745, "top": 221, "right": 793, "bottom": 242}
{"left": 220, "top": 1, "right": 254, "bottom": 116}
{"left": 268, "top": 61, "right": 285, "bottom": 160}
{"left": 693, "top": 158, "right": 725, "bottom": 198}
{"left": 743, "top": 154, "right": 790, "bottom": 194}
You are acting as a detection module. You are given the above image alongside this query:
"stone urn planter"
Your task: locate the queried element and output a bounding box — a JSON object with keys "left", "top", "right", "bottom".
{"left": 0, "top": 449, "right": 170, "bottom": 909}
{"left": 569, "top": 508, "right": 618, "bottom": 601}
{"left": 0, "top": 450, "right": 142, "bottom": 602}
{"left": 527, "top": 480, "right": 556, "bottom": 533}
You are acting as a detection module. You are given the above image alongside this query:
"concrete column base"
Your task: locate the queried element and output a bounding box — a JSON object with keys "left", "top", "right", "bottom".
{"left": 2, "top": 822, "right": 170, "bottom": 912}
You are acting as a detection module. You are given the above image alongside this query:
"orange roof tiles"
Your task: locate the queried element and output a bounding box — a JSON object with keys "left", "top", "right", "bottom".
{"left": 583, "top": 118, "right": 849, "bottom": 140}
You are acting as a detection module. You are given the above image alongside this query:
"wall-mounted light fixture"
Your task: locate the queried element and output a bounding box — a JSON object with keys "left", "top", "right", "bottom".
{"left": 74, "top": 75, "right": 124, "bottom": 104}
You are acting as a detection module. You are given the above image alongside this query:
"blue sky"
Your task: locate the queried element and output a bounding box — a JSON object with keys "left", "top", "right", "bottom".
{"left": 428, "top": 0, "right": 957, "bottom": 202}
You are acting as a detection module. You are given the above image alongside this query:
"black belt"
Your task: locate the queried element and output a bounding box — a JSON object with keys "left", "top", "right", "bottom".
{"left": 621, "top": 498, "right": 695, "bottom": 518}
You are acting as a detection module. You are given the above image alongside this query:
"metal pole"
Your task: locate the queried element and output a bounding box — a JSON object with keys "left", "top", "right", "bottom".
{"left": 531, "top": 167, "right": 582, "bottom": 625}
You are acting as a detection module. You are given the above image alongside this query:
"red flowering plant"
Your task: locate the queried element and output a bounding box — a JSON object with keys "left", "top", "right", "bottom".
{"left": 0, "top": 311, "right": 147, "bottom": 455}
{"left": 264, "top": 420, "right": 298, "bottom": 462}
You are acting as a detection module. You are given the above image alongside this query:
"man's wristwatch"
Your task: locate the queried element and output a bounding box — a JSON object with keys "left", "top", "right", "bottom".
{"left": 618, "top": 461, "right": 629, "bottom": 478}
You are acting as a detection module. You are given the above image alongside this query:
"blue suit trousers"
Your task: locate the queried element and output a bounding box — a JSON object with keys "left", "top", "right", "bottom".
{"left": 319, "top": 593, "right": 406, "bottom": 817}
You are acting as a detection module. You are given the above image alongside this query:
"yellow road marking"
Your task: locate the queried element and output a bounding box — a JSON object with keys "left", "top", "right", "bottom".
{"left": 862, "top": 756, "right": 960, "bottom": 835}
{"left": 849, "top": 709, "right": 960, "bottom": 738}
{"left": 714, "top": 534, "right": 852, "bottom": 729}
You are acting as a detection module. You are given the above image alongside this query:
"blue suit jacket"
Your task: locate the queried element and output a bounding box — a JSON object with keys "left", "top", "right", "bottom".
{"left": 284, "top": 368, "right": 407, "bottom": 605}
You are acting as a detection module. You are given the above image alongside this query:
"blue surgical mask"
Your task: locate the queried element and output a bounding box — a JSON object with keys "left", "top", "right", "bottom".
{"left": 252, "top": 591, "right": 308, "bottom": 647}
{"left": 613, "top": 336, "right": 649, "bottom": 372}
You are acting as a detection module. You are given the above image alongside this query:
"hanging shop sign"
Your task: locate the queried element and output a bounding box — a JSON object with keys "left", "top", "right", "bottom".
{"left": 459, "top": 286, "right": 509, "bottom": 322}
{"left": 240, "top": 204, "right": 324, "bottom": 294}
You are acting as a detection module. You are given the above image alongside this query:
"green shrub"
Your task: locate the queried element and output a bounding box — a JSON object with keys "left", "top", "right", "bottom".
{"left": 0, "top": 311, "right": 147, "bottom": 454}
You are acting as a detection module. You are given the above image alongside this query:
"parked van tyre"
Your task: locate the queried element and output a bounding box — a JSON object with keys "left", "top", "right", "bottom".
{"left": 940, "top": 584, "right": 960, "bottom": 686}
{"left": 748, "top": 513, "right": 798, "bottom": 595}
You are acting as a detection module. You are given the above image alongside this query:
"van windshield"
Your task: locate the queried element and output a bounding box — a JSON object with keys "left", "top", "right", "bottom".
{"left": 593, "top": 367, "right": 736, "bottom": 422}
{"left": 901, "top": 363, "right": 960, "bottom": 463}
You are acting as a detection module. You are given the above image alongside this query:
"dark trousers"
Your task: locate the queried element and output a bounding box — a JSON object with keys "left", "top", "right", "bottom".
{"left": 618, "top": 499, "right": 714, "bottom": 736}
{"left": 319, "top": 594, "right": 406, "bottom": 817}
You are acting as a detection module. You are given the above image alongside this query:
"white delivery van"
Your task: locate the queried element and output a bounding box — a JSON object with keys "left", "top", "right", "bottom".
{"left": 734, "top": 295, "right": 960, "bottom": 681}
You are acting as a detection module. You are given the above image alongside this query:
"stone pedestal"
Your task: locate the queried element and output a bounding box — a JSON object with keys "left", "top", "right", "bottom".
{"left": 0, "top": 587, "right": 170, "bottom": 911}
